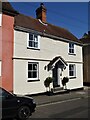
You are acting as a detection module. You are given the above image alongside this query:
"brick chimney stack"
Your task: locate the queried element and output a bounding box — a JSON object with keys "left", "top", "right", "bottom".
{"left": 36, "top": 3, "right": 47, "bottom": 23}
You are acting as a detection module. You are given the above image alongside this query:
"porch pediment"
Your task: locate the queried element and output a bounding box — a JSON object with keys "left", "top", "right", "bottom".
{"left": 47, "top": 56, "right": 67, "bottom": 71}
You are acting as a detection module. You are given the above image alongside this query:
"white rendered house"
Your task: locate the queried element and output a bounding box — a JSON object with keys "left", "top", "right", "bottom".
{"left": 13, "top": 3, "right": 83, "bottom": 95}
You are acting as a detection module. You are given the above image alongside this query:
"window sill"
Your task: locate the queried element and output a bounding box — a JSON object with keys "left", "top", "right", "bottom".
{"left": 69, "top": 77, "right": 76, "bottom": 79}
{"left": 68, "top": 53, "right": 76, "bottom": 56}
{"left": 27, "top": 47, "right": 40, "bottom": 50}
{"left": 27, "top": 79, "right": 40, "bottom": 82}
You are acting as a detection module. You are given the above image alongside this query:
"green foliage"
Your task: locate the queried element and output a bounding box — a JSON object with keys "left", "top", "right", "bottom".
{"left": 62, "top": 77, "right": 69, "bottom": 86}
{"left": 44, "top": 77, "right": 53, "bottom": 87}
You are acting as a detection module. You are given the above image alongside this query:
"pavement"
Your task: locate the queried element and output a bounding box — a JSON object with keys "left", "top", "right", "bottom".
{"left": 30, "top": 86, "right": 90, "bottom": 106}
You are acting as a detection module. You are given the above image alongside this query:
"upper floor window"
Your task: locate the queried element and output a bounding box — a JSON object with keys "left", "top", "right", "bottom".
{"left": 69, "top": 43, "right": 75, "bottom": 54}
{"left": 28, "top": 33, "right": 40, "bottom": 49}
{"left": 69, "top": 64, "right": 76, "bottom": 78}
{"left": 0, "top": 13, "right": 2, "bottom": 26}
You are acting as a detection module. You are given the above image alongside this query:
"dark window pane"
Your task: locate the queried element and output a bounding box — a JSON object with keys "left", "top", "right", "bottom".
{"left": 34, "top": 42, "right": 38, "bottom": 48}
{"left": 71, "top": 44, "right": 74, "bottom": 48}
{"left": 33, "top": 72, "right": 37, "bottom": 78}
{"left": 28, "top": 64, "right": 32, "bottom": 70}
{"left": 34, "top": 35, "right": 38, "bottom": 41}
{"left": 33, "top": 64, "right": 37, "bottom": 70}
{"left": 69, "top": 43, "right": 71, "bottom": 48}
{"left": 72, "top": 49, "right": 74, "bottom": 53}
{"left": 69, "top": 65, "right": 72, "bottom": 70}
{"left": 29, "top": 41, "right": 32, "bottom": 47}
{"left": 69, "top": 71, "right": 74, "bottom": 76}
{"left": 69, "top": 49, "right": 71, "bottom": 53}
{"left": 71, "top": 66, "right": 74, "bottom": 70}
{"left": 69, "top": 65, "right": 74, "bottom": 71}
{"left": 28, "top": 72, "right": 33, "bottom": 78}
{"left": 29, "top": 34, "right": 33, "bottom": 40}
{"left": 32, "top": 41, "right": 34, "bottom": 47}
{"left": 28, "top": 72, "right": 32, "bottom": 78}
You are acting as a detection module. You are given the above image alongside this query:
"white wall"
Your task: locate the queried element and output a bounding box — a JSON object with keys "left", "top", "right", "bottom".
{"left": 14, "top": 30, "right": 82, "bottom": 63}
{"left": 63, "top": 63, "right": 83, "bottom": 90}
{"left": 13, "top": 59, "right": 51, "bottom": 95}
{"left": 13, "top": 30, "right": 83, "bottom": 94}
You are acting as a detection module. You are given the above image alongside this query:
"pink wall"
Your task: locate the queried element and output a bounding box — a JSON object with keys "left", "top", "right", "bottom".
{"left": 0, "top": 26, "right": 2, "bottom": 86}
{"left": 1, "top": 14, "right": 14, "bottom": 92}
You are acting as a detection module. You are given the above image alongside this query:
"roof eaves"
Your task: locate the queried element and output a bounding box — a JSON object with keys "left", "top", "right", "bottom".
{"left": 43, "top": 32, "right": 82, "bottom": 46}
{"left": 2, "top": 9, "right": 19, "bottom": 16}
{"left": 1, "top": 2, "right": 19, "bottom": 16}
{"left": 14, "top": 25, "right": 83, "bottom": 46}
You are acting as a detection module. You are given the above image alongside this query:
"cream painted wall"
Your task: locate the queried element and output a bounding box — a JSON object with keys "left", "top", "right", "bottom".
{"left": 63, "top": 63, "right": 83, "bottom": 90}
{"left": 13, "top": 30, "right": 83, "bottom": 94}
{"left": 14, "top": 30, "right": 82, "bottom": 62}
{"left": 13, "top": 59, "right": 52, "bottom": 95}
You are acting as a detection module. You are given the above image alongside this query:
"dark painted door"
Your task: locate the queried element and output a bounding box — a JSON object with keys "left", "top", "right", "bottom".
{"left": 53, "top": 66, "right": 58, "bottom": 87}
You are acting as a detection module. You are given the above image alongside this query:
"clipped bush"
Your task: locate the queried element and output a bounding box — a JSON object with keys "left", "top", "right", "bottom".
{"left": 44, "top": 77, "right": 53, "bottom": 91}
{"left": 62, "top": 77, "right": 69, "bottom": 89}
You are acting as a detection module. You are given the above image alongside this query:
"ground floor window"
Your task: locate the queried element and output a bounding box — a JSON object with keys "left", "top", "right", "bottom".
{"left": 28, "top": 62, "right": 39, "bottom": 81}
{"left": 69, "top": 64, "right": 76, "bottom": 78}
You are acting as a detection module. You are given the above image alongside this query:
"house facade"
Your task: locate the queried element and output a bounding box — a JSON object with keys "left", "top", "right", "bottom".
{"left": 80, "top": 32, "right": 90, "bottom": 86}
{"left": 1, "top": 2, "right": 83, "bottom": 95}
{"left": 13, "top": 3, "right": 83, "bottom": 95}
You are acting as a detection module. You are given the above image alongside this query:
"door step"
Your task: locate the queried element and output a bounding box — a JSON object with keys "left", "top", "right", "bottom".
{"left": 51, "top": 87, "right": 69, "bottom": 94}
{"left": 53, "top": 87, "right": 63, "bottom": 91}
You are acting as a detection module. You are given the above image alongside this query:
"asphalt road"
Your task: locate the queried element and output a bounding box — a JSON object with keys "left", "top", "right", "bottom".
{"left": 30, "top": 96, "right": 89, "bottom": 119}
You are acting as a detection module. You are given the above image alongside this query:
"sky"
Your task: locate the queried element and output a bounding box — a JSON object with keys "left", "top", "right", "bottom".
{"left": 10, "top": 2, "right": 88, "bottom": 39}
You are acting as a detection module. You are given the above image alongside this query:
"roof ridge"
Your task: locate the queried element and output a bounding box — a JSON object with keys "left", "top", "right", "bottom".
{"left": 15, "top": 12, "right": 80, "bottom": 43}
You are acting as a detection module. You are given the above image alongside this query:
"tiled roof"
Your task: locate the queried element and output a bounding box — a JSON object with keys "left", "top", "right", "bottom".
{"left": 80, "top": 36, "right": 90, "bottom": 44}
{"left": 1, "top": 2, "right": 18, "bottom": 16}
{"left": 1, "top": 2, "right": 81, "bottom": 44}
{"left": 15, "top": 14, "right": 82, "bottom": 44}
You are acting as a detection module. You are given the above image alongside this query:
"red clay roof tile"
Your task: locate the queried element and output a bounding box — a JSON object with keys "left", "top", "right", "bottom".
{"left": 15, "top": 14, "right": 81, "bottom": 43}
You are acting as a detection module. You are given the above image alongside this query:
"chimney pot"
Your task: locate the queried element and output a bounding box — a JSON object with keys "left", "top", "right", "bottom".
{"left": 40, "top": 3, "right": 44, "bottom": 6}
{"left": 36, "top": 3, "right": 47, "bottom": 23}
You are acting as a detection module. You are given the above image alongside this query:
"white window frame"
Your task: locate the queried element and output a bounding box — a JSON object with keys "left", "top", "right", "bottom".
{"left": 69, "top": 64, "right": 76, "bottom": 78}
{"left": 0, "top": 13, "right": 2, "bottom": 26}
{"left": 27, "top": 62, "right": 39, "bottom": 81}
{"left": 27, "top": 33, "right": 40, "bottom": 49}
{"left": 68, "top": 43, "right": 76, "bottom": 55}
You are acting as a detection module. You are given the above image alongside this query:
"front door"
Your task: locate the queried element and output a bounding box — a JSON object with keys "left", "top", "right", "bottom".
{"left": 52, "top": 63, "right": 63, "bottom": 88}
{"left": 53, "top": 67, "right": 58, "bottom": 87}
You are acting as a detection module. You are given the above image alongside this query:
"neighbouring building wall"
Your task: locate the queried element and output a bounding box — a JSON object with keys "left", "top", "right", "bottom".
{"left": 83, "top": 45, "right": 90, "bottom": 85}
{"left": 0, "top": 61, "right": 1, "bottom": 76}
{"left": 1, "top": 14, "right": 14, "bottom": 92}
{"left": 13, "top": 30, "right": 83, "bottom": 94}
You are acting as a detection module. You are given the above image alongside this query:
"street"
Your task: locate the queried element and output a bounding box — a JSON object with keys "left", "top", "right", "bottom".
{"left": 2, "top": 88, "right": 90, "bottom": 120}
{"left": 30, "top": 96, "right": 89, "bottom": 119}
